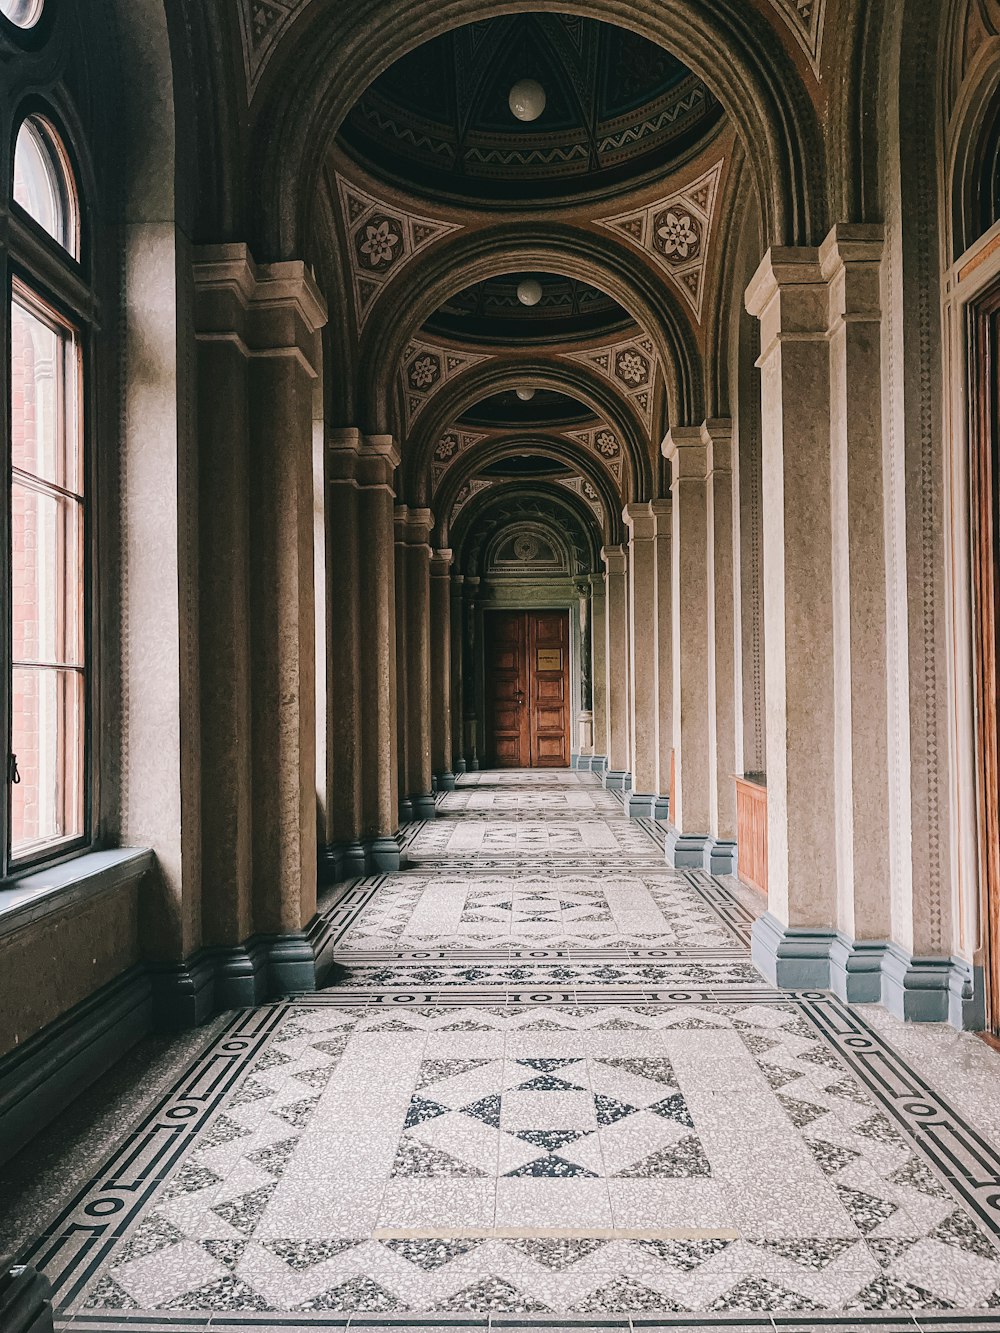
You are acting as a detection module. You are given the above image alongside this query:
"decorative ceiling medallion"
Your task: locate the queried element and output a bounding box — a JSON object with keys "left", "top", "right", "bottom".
{"left": 432, "top": 429, "right": 488, "bottom": 486}
{"left": 237, "top": 0, "right": 307, "bottom": 97}
{"left": 400, "top": 341, "right": 491, "bottom": 430}
{"left": 561, "top": 335, "right": 659, "bottom": 433}
{"left": 768, "top": 0, "right": 827, "bottom": 74}
{"left": 336, "top": 174, "right": 462, "bottom": 331}
{"left": 564, "top": 424, "right": 624, "bottom": 482}
{"left": 595, "top": 160, "right": 724, "bottom": 321}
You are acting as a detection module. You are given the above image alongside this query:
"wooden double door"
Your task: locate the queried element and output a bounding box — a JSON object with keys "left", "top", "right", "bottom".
{"left": 485, "top": 610, "right": 570, "bottom": 768}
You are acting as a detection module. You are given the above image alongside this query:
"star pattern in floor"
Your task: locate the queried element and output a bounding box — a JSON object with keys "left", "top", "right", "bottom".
{"left": 7, "top": 768, "right": 1000, "bottom": 1331}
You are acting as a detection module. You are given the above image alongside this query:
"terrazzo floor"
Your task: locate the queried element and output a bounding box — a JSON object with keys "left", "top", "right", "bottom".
{"left": 7, "top": 768, "right": 1000, "bottom": 1332}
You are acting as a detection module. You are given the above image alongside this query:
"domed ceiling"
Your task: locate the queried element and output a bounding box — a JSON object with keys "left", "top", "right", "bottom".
{"left": 459, "top": 388, "right": 596, "bottom": 430}
{"left": 339, "top": 13, "right": 722, "bottom": 205}
{"left": 424, "top": 273, "right": 632, "bottom": 345}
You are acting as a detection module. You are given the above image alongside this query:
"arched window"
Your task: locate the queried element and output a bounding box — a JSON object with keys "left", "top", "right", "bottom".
{"left": 13, "top": 116, "right": 77, "bottom": 255}
{"left": 4, "top": 114, "right": 87, "bottom": 869}
{"left": 0, "top": 0, "right": 43, "bottom": 29}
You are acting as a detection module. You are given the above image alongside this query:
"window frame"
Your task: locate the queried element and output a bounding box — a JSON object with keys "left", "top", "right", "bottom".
{"left": 3, "top": 108, "right": 96, "bottom": 880}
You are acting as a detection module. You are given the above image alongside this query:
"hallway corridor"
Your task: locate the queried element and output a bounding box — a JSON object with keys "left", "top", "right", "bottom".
{"left": 7, "top": 771, "right": 1000, "bottom": 1328}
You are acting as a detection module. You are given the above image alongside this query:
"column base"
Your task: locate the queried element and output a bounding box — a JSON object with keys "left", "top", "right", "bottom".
{"left": 664, "top": 826, "right": 713, "bottom": 869}
{"left": 468, "top": 758, "right": 480, "bottom": 772}
{"left": 591, "top": 755, "right": 608, "bottom": 776}
{"left": 829, "top": 938, "right": 887, "bottom": 1003}
{"left": 319, "top": 841, "right": 367, "bottom": 883}
{"left": 454, "top": 758, "right": 468, "bottom": 775}
{"left": 881, "top": 946, "right": 985, "bottom": 1027}
{"left": 626, "top": 792, "right": 656, "bottom": 818}
{"left": 603, "top": 769, "right": 630, "bottom": 791}
{"left": 398, "top": 796, "right": 414, "bottom": 824}
{"left": 365, "top": 835, "right": 402, "bottom": 873}
{"left": 651, "top": 796, "right": 670, "bottom": 822}
{"left": 435, "top": 771, "right": 457, "bottom": 791}
{"left": 750, "top": 912, "right": 838, "bottom": 989}
{"left": 411, "top": 792, "right": 437, "bottom": 820}
{"left": 708, "top": 839, "right": 738, "bottom": 875}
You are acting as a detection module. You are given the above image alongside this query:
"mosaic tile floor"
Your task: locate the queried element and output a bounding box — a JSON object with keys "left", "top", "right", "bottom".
{"left": 8, "top": 768, "right": 1000, "bottom": 1332}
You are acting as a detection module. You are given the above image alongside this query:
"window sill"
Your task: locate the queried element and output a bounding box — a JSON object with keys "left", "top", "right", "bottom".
{"left": 0, "top": 847, "right": 155, "bottom": 939}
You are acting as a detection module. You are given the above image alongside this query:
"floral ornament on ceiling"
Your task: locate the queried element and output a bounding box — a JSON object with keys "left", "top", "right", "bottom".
{"left": 594, "top": 159, "right": 723, "bottom": 322}
{"left": 653, "top": 210, "right": 701, "bottom": 265}
{"left": 615, "top": 349, "right": 650, "bottom": 387}
{"left": 595, "top": 429, "right": 620, "bottom": 457}
{"left": 408, "top": 353, "right": 441, "bottom": 390}
{"left": 337, "top": 174, "right": 462, "bottom": 330}
{"left": 357, "top": 216, "right": 404, "bottom": 270}
{"left": 399, "top": 341, "right": 492, "bottom": 430}
{"left": 436, "top": 434, "right": 458, "bottom": 460}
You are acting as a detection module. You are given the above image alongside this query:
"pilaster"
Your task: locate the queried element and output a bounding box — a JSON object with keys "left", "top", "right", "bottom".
{"left": 404, "top": 508, "right": 436, "bottom": 819}
{"left": 662, "top": 428, "right": 711, "bottom": 867}
{"left": 450, "top": 573, "right": 466, "bottom": 775}
{"left": 590, "top": 574, "right": 608, "bottom": 772}
{"left": 430, "top": 549, "right": 456, "bottom": 791}
{"left": 651, "top": 500, "right": 672, "bottom": 821}
{"left": 704, "top": 419, "right": 738, "bottom": 874}
{"left": 356, "top": 437, "right": 401, "bottom": 868}
{"left": 745, "top": 249, "right": 837, "bottom": 981}
{"left": 623, "top": 504, "right": 658, "bottom": 817}
{"left": 394, "top": 505, "right": 411, "bottom": 824}
{"left": 601, "top": 545, "right": 630, "bottom": 789}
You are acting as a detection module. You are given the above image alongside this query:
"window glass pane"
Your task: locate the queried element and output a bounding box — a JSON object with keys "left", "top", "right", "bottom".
{"left": 11, "top": 667, "right": 84, "bottom": 857}
{"left": 0, "top": 0, "right": 42, "bottom": 28}
{"left": 12, "top": 483, "right": 83, "bottom": 666}
{"left": 11, "top": 295, "right": 80, "bottom": 493}
{"left": 13, "top": 117, "right": 76, "bottom": 255}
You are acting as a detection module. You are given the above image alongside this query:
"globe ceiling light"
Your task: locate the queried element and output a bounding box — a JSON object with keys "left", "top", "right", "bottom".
{"left": 517, "top": 277, "right": 543, "bottom": 307}
{"left": 516, "top": 387, "right": 536, "bottom": 402}
{"left": 509, "top": 78, "right": 546, "bottom": 123}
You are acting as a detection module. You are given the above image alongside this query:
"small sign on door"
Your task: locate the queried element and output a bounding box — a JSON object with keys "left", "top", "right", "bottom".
{"left": 537, "top": 648, "right": 562, "bottom": 671}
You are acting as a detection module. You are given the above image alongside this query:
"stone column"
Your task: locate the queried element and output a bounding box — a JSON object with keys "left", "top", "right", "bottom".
{"left": 651, "top": 500, "right": 672, "bottom": 820}
{"left": 356, "top": 439, "right": 401, "bottom": 870}
{"left": 745, "top": 250, "right": 838, "bottom": 984}
{"left": 243, "top": 261, "right": 326, "bottom": 989}
{"left": 623, "top": 504, "right": 658, "bottom": 815}
{"left": 601, "top": 545, "right": 630, "bottom": 789}
{"left": 430, "top": 548, "right": 456, "bottom": 791}
{"left": 590, "top": 574, "right": 608, "bottom": 774}
{"left": 405, "top": 509, "right": 436, "bottom": 818}
{"left": 393, "top": 506, "right": 411, "bottom": 824}
{"left": 463, "top": 576, "right": 481, "bottom": 770}
{"left": 662, "top": 428, "right": 712, "bottom": 866}
{"left": 575, "top": 580, "right": 594, "bottom": 766}
{"left": 323, "top": 430, "right": 365, "bottom": 878}
{"left": 822, "top": 225, "right": 894, "bottom": 1003}
{"left": 451, "top": 573, "right": 466, "bottom": 775}
{"left": 705, "top": 420, "right": 739, "bottom": 873}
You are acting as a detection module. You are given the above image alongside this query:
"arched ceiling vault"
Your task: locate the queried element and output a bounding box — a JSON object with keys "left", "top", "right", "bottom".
{"left": 356, "top": 224, "right": 701, "bottom": 431}
{"left": 249, "top": 0, "right": 827, "bottom": 259}
{"left": 433, "top": 433, "right": 625, "bottom": 547}
{"left": 452, "top": 480, "right": 603, "bottom": 577}
{"left": 401, "top": 359, "right": 654, "bottom": 507}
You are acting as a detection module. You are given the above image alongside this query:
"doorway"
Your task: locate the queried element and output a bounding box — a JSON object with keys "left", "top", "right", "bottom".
{"left": 484, "top": 610, "right": 570, "bottom": 767}
{"left": 971, "top": 282, "right": 1000, "bottom": 1035}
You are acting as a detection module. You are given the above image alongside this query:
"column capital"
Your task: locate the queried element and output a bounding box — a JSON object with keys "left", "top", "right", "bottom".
{"left": 326, "top": 427, "right": 360, "bottom": 483}
{"left": 358, "top": 434, "right": 399, "bottom": 488}
{"left": 193, "top": 242, "right": 327, "bottom": 375}
{"left": 622, "top": 501, "right": 656, "bottom": 539}
{"left": 451, "top": 572, "right": 465, "bottom": 588}
{"left": 601, "top": 544, "right": 628, "bottom": 575}
{"left": 662, "top": 426, "right": 707, "bottom": 478}
{"left": 819, "top": 223, "right": 884, "bottom": 325}
{"left": 430, "top": 549, "right": 453, "bottom": 576}
{"left": 745, "top": 248, "right": 827, "bottom": 357}
{"left": 405, "top": 507, "right": 434, "bottom": 545}
{"left": 701, "top": 418, "right": 733, "bottom": 475}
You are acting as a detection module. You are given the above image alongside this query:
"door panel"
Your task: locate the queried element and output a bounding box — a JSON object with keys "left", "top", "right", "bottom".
{"left": 485, "top": 610, "right": 570, "bottom": 767}
{"left": 485, "top": 612, "right": 529, "bottom": 766}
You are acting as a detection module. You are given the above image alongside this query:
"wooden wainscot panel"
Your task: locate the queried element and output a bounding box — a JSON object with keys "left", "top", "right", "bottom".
{"left": 735, "top": 775, "right": 768, "bottom": 897}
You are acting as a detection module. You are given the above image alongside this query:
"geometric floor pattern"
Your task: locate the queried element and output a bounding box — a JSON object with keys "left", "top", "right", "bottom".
{"left": 8, "top": 768, "right": 1000, "bottom": 1330}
